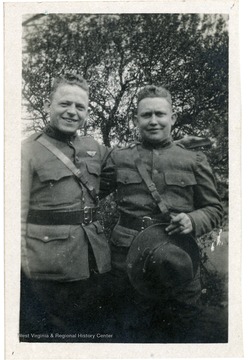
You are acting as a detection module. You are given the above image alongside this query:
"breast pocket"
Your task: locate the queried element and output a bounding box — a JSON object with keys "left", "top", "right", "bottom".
{"left": 164, "top": 171, "right": 197, "bottom": 211}
{"left": 36, "top": 160, "right": 72, "bottom": 182}
{"left": 117, "top": 168, "right": 142, "bottom": 185}
{"left": 164, "top": 171, "right": 196, "bottom": 188}
{"left": 116, "top": 168, "right": 143, "bottom": 204}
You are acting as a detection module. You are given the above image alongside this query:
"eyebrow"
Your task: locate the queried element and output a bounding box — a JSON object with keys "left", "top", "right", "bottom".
{"left": 59, "top": 100, "right": 86, "bottom": 106}
{"left": 140, "top": 110, "right": 167, "bottom": 114}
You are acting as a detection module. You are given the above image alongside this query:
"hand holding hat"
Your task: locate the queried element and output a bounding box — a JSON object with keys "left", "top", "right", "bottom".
{"left": 166, "top": 213, "right": 193, "bottom": 235}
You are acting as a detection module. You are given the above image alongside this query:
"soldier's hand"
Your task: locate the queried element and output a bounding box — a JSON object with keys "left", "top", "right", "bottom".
{"left": 165, "top": 213, "right": 193, "bottom": 235}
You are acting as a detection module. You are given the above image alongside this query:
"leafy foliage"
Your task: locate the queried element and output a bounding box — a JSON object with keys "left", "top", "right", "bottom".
{"left": 22, "top": 13, "right": 228, "bottom": 195}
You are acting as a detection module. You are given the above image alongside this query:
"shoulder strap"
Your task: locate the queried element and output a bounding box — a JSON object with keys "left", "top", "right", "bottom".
{"left": 132, "top": 146, "right": 170, "bottom": 215}
{"left": 37, "top": 135, "right": 98, "bottom": 204}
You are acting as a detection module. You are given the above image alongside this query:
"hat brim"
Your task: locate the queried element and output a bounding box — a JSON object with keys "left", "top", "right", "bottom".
{"left": 126, "top": 223, "right": 199, "bottom": 300}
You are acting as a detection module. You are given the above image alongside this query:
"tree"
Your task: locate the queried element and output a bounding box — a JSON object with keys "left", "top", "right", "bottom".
{"left": 22, "top": 13, "right": 228, "bottom": 195}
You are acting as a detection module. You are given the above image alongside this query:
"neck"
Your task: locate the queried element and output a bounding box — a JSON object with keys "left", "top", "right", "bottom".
{"left": 142, "top": 137, "right": 172, "bottom": 149}
{"left": 43, "top": 125, "right": 77, "bottom": 142}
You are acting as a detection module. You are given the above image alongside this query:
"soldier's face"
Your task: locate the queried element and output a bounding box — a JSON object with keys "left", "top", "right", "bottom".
{"left": 135, "top": 97, "right": 176, "bottom": 144}
{"left": 44, "top": 84, "right": 89, "bottom": 135}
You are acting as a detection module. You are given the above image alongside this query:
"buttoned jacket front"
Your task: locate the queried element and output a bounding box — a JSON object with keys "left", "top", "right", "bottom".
{"left": 21, "top": 127, "right": 111, "bottom": 281}
{"left": 100, "top": 140, "right": 223, "bottom": 247}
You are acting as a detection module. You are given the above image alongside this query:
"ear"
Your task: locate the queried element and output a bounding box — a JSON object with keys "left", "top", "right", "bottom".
{"left": 133, "top": 115, "right": 138, "bottom": 127}
{"left": 171, "top": 113, "right": 177, "bottom": 126}
{"left": 84, "top": 109, "right": 89, "bottom": 123}
{"left": 84, "top": 113, "right": 88, "bottom": 127}
{"left": 44, "top": 99, "right": 51, "bottom": 113}
{"left": 78, "top": 112, "right": 88, "bottom": 130}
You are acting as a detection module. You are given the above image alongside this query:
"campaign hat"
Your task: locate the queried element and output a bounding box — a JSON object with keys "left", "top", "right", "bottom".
{"left": 126, "top": 223, "right": 199, "bottom": 299}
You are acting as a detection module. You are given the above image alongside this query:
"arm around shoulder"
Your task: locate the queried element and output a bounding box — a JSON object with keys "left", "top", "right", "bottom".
{"left": 99, "top": 148, "right": 118, "bottom": 199}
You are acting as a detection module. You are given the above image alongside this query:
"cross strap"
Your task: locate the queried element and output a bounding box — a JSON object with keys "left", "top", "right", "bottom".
{"left": 37, "top": 135, "right": 98, "bottom": 204}
{"left": 132, "top": 145, "right": 170, "bottom": 215}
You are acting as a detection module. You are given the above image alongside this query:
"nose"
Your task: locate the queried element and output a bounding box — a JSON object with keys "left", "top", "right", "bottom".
{"left": 149, "top": 113, "right": 158, "bottom": 124}
{"left": 67, "top": 104, "right": 77, "bottom": 116}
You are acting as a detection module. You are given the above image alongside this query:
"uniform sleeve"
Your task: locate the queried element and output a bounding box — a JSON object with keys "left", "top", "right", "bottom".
{"left": 21, "top": 142, "right": 33, "bottom": 275}
{"left": 99, "top": 149, "right": 118, "bottom": 199}
{"left": 98, "top": 143, "right": 111, "bottom": 167}
{"left": 188, "top": 152, "right": 223, "bottom": 238}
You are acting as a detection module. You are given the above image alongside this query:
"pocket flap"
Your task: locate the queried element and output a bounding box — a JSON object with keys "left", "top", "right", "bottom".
{"left": 27, "top": 223, "right": 70, "bottom": 242}
{"left": 117, "top": 169, "right": 142, "bottom": 184}
{"left": 164, "top": 171, "right": 196, "bottom": 187}
{"left": 36, "top": 161, "right": 72, "bottom": 182}
{"left": 86, "top": 162, "right": 100, "bottom": 176}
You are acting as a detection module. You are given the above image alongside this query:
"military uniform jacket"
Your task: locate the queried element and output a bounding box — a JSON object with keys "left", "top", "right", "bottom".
{"left": 100, "top": 139, "right": 223, "bottom": 248}
{"left": 21, "top": 126, "right": 111, "bottom": 281}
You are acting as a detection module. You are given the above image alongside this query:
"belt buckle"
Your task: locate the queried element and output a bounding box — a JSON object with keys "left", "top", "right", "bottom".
{"left": 83, "top": 207, "right": 92, "bottom": 225}
{"left": 141, "top": 216, "right": 152, "bottom": 230}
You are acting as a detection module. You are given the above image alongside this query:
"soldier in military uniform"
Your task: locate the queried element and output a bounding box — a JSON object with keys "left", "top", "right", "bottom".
{"left": 100, "top": 85, "right": 223, "bottom": 342}
{"left": 21, "top": 74, "right": 111, "bottom": 336}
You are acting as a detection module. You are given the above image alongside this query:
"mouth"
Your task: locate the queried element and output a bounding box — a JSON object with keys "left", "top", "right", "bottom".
{"left": 62, "top": 118, "right": 78, "bottom": 123}
{"left": 147, "top": 128, "right": 162, "bottom": 133}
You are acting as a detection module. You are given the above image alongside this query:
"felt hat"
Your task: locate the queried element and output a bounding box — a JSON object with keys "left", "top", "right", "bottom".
{"left": 126, "top": 223, "right": 199, "bottom": 299}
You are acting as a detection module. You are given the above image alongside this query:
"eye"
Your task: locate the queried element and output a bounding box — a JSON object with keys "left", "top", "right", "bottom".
{"left": 77, "top": 105, "right": 85, "bottom": 111}
{"left": 156, "top": 112, "right": 166, "bottom": 117}
{"left": 141, "top": 112, "right": 151, "bottom": 118}
{"left": 60, "top": 102, "right": 69, "bottom": 107}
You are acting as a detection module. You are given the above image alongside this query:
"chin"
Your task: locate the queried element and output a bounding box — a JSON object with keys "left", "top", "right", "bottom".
{"left": 147, "top": 136, "right": 163, "bottom": 144}
{"left": 59, "top": 126, "right": 77, "bottom": 135}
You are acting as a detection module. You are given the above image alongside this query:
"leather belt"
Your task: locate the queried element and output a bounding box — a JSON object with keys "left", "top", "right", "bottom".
{"left": 118, "top": 213, "right": 171, "bottom": 232}
{"left": 27, "top": 207, "right": 100, "bottom": 225}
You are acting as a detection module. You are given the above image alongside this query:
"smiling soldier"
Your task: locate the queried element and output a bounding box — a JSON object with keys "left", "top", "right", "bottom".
{"left": 100, "top": 85, "right": 223, "bottom": 342}
{"left": 20, "top": 74, "right": 111, "bottom": 336}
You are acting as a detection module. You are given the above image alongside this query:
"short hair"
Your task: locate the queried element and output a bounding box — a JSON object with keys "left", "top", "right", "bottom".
{"left": 49, "top": 73, "right": 89, "bottom": 100}
{"left": 137, "top": 85, "right": 172, "bottom": 106}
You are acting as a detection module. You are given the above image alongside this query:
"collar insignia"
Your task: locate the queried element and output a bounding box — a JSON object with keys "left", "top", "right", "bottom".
{"left": 87, "top": 151, "right": 96, "bottom": 157}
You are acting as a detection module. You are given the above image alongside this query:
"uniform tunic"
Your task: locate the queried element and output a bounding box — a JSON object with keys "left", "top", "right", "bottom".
{"left": 21, "top": 125, "right": 111, "bottom": 282}
{"left": 100, "top": 138, "right": 223, "bottom": 306}
{"left": 101, "top": 138, "right": 222, "bottom": 242}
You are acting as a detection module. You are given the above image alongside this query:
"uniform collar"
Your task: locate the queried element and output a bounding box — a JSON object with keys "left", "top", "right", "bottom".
{"left": 141, "top": 137, "right": 173, "bottom": 150}
{"left": 43, "top": 125, "right": 77, "bottom": 143}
